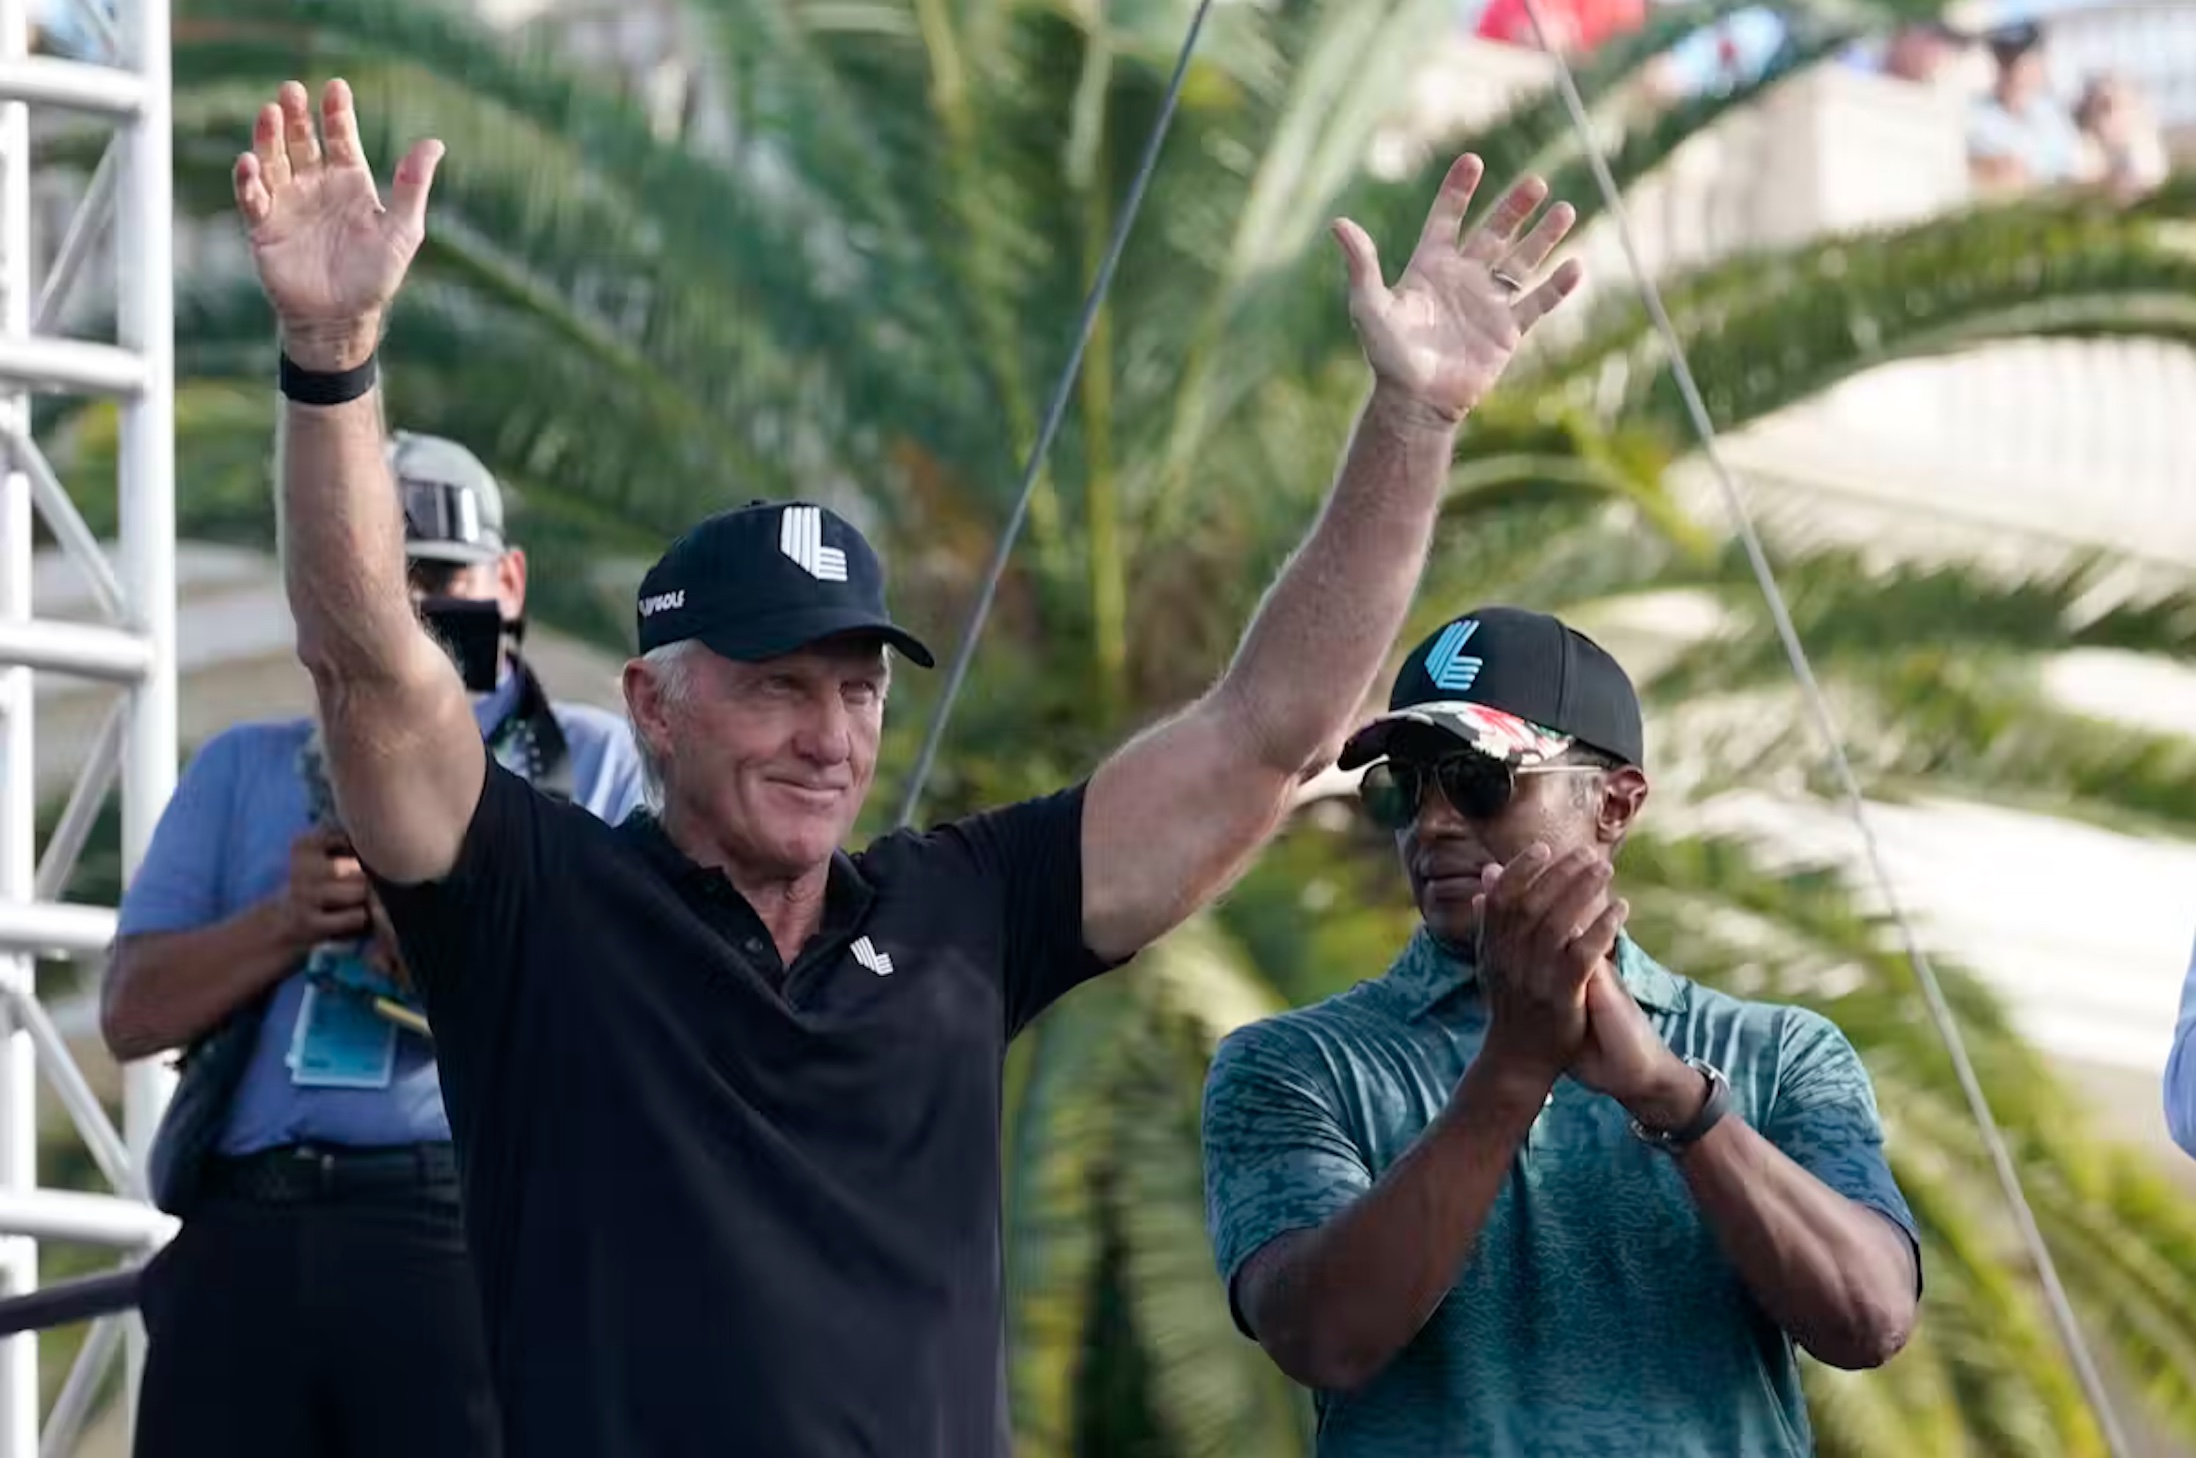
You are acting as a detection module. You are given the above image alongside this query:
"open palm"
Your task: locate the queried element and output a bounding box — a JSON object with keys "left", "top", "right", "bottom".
{"left": 233, "top": 79, "right": 443, "bottom": 369}
{"left": 1334, "top": 155, "right": 1582, "bottom": 423}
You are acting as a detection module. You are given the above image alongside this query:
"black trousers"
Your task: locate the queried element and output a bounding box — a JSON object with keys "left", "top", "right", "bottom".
{"left": 133, "top": 1143, "right": 501, "bottom": 1458}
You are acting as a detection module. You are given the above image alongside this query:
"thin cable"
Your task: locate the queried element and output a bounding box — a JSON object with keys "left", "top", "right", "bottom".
{"left": 894, "top": 0, "right": 1219, "bottom": 828}
{"left": 1515, "top": 5, "right": 2131, "bottom": 1451}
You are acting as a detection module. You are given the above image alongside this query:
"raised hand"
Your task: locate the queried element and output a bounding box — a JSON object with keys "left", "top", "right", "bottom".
{"left": 1332, "top": 155, "right": 1582, "bottom": 425}
{"left": 233, "top": 79, "right": 444, "bottom": 371}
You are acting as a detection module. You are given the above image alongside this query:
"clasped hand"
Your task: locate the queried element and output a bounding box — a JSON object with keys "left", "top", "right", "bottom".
{"left": 1473, "top": 846, "right": 1697, "bottom": 1126}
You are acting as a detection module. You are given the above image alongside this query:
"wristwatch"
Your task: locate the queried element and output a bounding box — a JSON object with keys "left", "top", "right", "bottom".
{"left": 1629, "top": 1057, "right": 1729, "bottom": 1153}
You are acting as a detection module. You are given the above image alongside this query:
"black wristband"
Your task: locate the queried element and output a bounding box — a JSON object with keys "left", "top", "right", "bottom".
{"left": 279, "top": 350, "right": 379, "bottom": 406}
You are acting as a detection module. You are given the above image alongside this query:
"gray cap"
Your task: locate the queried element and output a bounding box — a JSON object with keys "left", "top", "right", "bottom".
{"left": 389, "top": 430, "right": 507, "bottom": 565}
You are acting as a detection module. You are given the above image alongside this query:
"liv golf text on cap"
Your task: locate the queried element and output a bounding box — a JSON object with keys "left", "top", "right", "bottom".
{"left": 635, "top": 500, "right": 937, "bottom": 667}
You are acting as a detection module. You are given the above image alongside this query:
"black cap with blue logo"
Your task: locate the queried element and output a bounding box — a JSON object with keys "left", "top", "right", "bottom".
{"left": 634, "top": 499, "right": 936, "bottom": 667}
{"left": 1338, "top": 606, "right": 1644, "bottom": 771}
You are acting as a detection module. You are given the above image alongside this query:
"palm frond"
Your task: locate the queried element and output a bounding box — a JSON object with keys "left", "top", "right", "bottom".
{"left": 1531, "top": 201, "right": 2196, "bottom": 442}
{"left": 1112, "top": 927, "right": 1313, "bottom": 1456}
{"left": 1003, "top": 994, "right": 1129, "bottom": 1458}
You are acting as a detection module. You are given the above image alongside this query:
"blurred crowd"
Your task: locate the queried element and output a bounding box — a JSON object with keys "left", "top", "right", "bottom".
{"left": 36, "top": 0, "right": 2170, "bottom": 210}
{"left": 1475, "top": 0, "right": 2172, "bottom": 205}
{"left": 1968, "top": 24, "right": 2167, "bottom": 202}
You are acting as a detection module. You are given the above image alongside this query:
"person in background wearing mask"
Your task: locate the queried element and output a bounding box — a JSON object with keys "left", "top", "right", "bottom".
{"left": 100, "top": 432, "right": 645, "bottom": 1458}
{"left": 1200, "top": 606, "right": 1920, "bottom": 1457}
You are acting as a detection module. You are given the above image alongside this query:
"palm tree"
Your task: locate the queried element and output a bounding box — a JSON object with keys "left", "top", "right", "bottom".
{"left": 36, "top": 0, "right": 2196, "bottom": 1449}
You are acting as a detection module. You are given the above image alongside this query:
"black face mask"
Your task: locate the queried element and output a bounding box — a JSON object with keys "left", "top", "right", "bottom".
{"left": 420, "top": 596, "right": 506, "bottom": 692}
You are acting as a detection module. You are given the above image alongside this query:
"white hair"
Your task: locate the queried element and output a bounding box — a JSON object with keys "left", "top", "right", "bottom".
{"left": 631, "top": 639, "right": 708, "bottom": 813}
{"left": 626, "top": 637, "right": 895, "bottom": 813}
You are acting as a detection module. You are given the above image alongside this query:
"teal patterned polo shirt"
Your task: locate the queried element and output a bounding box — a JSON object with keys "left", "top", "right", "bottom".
{"left": 1200, "top": 928, "right": 1919, "bottom": 1457}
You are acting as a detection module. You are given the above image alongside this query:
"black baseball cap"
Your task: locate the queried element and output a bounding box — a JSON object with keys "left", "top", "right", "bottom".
{"left": 1338, "top": 606, "right": 1644, "bottom": 771}
{"left": 634, "top": 499, "right": 936, "bottom": 667}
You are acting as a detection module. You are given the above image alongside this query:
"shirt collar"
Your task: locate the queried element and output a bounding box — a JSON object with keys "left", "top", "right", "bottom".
{"left": 619, "top": 810, "right": 875, "bottom": 940}
{"left": 1390, "top": 923, "right": 1686, "bottom": 1020}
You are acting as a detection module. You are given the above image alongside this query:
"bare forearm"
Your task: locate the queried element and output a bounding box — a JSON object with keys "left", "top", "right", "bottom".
{"left": 1676, "top": 1117, "right": 1917, "bottom": 1368}
{"left": 100, "top": 906, "right": 303, "bottom": 1062}
{"left": 274, "top": 325, "right": 483, "bottom": 883}
{"left": 1078, "top": 385, "right": 1461, "bottom": 956}
{"left": 1216, "top": 384, "right": 1460, "bottom": 773}
{"left": 274, "top": 331, "right": 419, "bottom": 688}
{"left": 1247, "top": 1058, "right": 1545, "bottom": 1390}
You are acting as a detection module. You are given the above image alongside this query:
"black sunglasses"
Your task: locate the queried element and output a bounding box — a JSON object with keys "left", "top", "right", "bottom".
{"left": 1359, "top": 752, "right": 1605, "bottom": 830}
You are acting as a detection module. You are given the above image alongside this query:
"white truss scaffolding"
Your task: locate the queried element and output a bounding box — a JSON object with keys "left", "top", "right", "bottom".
{"left": 0, "top": 0, "right": 175, "bottom": 1452}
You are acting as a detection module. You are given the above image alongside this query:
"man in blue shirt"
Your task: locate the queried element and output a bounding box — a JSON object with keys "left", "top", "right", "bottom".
{"left": 1201, "top": 606, "right": 1921, "bottom": 1456}
{"left": 101, "top": 431, "right": 644, "bottom": 1458}
{"left": 2161, "top": 934, "right": 2196, "bottom": 1158}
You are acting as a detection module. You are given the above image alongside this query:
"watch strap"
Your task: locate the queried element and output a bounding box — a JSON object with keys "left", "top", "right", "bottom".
{"left": 1630, "top": 1057, "right": 1729, "bottom": 1152}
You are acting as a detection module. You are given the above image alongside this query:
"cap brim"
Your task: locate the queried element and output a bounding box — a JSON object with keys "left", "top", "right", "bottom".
{"left": 695, "top": 607, "right": 936, "bottom": 669}
{"left": 406, "top": 539, "right": 505, "bottom": 566}
{"left": 1337, "top": 701, "right": 1572, "bottom": 771}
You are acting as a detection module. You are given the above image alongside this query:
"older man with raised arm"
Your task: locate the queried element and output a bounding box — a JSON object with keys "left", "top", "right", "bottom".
{"left": 231, "top": 77, "right": 1583, "bottom": 1457}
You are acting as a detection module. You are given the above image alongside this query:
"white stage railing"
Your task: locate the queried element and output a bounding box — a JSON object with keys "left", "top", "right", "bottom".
{"left": 0, "top": 0, "right": 174, "bottom": 1451}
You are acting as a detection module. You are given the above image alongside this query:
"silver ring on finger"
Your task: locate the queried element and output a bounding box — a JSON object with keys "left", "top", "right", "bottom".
{"left": 1491, "top": 268, "right": 1525, "bottom": 299}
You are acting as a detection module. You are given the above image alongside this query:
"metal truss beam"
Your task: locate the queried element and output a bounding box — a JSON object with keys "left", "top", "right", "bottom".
{"left": 0, "top": 0, "right": 175, "bottom": 1450}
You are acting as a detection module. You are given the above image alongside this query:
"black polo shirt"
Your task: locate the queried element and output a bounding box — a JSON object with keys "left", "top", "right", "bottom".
{"left": 373, "top": 759, "right": 1118, "bottom": 1456}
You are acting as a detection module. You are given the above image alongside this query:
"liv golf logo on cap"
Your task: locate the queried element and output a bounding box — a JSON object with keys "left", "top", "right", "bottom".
{"left": 780, "top": 506, "right": 848, "bottom": 582}
{"left": 631, "top": 497, "right": 940, "bottom": 668}
{"left": 1425, "top": 619, "right": 1484, "bottom": 692}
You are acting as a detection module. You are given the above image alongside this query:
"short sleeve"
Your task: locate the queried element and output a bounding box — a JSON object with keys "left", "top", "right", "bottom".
{"left": 2163, "top": 928, "right": 2196, "bottom": 1156}
{"left": 934, "top": 782, "right": 1119, "bottom": 1036}
{"left": 1764, "top": 1008, "right": 1922, "bottom": 1284}
{"left": 368, "top": 759, "right": 551, "bottom": 1033}
{"left": 1200, "top": 1019, "right": 1373, "bottom": 1336}
{"left": 116, "top": 730, "right": 242, "bottom": 937}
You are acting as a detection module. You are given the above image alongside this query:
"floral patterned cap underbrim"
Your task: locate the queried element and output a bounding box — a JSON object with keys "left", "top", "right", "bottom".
{"left": 1336, "top": 699, "right": 1574, "bottom": 770}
